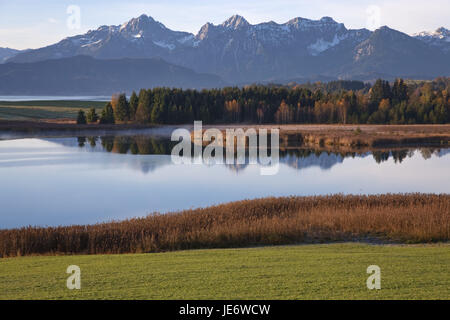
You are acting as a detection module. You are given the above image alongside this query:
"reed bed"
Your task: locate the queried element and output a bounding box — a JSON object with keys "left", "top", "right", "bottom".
{"left": 0, "top": 194, "right": 448, "bottom": 257}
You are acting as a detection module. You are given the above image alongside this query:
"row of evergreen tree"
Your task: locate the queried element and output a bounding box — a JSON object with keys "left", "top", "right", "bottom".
{"left": 77, "top": 78, "right": 450, "bottom": 125}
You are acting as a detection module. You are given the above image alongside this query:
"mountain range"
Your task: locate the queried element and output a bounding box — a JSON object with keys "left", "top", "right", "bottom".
{"left": 1, "top": 14, "right": 449, "bottom": 94}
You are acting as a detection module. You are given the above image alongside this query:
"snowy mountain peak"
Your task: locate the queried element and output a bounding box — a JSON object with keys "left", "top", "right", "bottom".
{"left": 414, "top": 27, "right": 449, "bottom": 40}
{"left": 435, "top": 27, "right": 450, "bottom": 35}
{"left": 221, "top": 15, "right": 250, "bottom": 29}
{"left": 413, "top": 26, "right": 450, "bottom": 52}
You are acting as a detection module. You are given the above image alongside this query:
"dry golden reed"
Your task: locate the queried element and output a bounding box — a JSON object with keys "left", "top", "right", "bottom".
{"left": 0, "top": 194, "right": 448, "bottom": 257}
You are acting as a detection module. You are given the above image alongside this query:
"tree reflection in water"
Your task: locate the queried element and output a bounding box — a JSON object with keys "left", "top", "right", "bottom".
{"left": 74, "top": 135, "right": 449, "bottom": 173}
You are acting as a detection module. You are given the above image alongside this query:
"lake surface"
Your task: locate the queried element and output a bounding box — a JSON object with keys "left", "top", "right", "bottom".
{"left": 0, "top": 135, "right": 449, "bottom": 228}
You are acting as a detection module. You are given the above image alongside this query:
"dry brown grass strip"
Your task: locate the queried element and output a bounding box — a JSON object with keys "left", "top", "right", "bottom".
{"left": 0, "top": 194, "right": 448, "bottom": 257}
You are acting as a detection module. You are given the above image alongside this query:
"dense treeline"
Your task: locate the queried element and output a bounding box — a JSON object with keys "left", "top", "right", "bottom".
{"left": 1, "top": 194, "right": 448, "bottom": 256}
{"left": 78, "top": 78, "right": 450, "bottom": 125}
{"left": 290, "top": 79, "right": 370, "bottom": 92}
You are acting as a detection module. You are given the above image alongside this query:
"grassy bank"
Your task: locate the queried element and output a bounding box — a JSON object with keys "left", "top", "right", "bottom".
{"left": 1, "top": 194, "right": 448, "bottom": 257}
{"left": 0, "top": 100, "right": 105, "bottom": 120}
{"left": 0, "top": 243, "right": 448, "bottom": 299}
{"left": 0, "top": 100, "right": 106, "bottom": 108}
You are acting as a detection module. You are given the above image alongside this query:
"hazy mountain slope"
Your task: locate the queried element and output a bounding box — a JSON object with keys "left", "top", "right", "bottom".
{"left": 0, "top": 55, "right": 226, "bottom": 95}
{"left": 0, "top": 48, "right": 21, "bottom": 63}
{"left": 338, "top": 27, "right": 450, "bottom": 79}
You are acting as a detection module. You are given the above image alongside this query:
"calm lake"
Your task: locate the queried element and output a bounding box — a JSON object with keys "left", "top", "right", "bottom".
{"left": 1, "top": 134, "right": 449, "bottom": 228}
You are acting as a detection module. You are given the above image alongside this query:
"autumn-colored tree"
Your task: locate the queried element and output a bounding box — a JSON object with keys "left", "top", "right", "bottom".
{"left": 275, "top": 100, "right": 293, "bottom": 124}
{"left": 337, "top": 98, "right": 349, "bottom": 124}
{"left": 379, "top": 98, "right": 391, "bottom": 111}
{"left": 225, "top": 99, "right": 241, "bottom": 122}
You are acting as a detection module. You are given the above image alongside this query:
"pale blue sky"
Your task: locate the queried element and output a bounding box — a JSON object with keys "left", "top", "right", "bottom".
{"left": 0, "top": 0, "right": 449, "bottom": 49}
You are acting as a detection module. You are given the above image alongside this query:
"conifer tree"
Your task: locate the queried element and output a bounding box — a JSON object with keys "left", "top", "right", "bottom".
{"left": 111, "top": 93, "right": 129, "bottom": 122}
{"left": 99, "top": 102, "right": 115, "bottom": 124}
{"left": 135, "top": 89, "right": 152, "bottom": 123}
{"left": 76, "top": 110, "right": 87, "bottom": 124}
{"left": 129, "top": 91, "right": 138, "bottom": 121}
{"left": 86, "top": 107, "right": 99, "bottom": 123}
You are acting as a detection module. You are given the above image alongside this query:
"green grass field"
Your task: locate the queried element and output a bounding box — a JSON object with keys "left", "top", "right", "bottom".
{"left": 0, "top": 100, "right": 105, "bottom": 120}
{"left": 1, "top": 243, "right": 448, "bottom": 300}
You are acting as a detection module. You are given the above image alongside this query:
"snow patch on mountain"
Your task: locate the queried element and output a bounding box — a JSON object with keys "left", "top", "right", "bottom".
{"left": 308, "top": 34, "right": 346, "bottom": 55}
{"left": 153, "top": 40, "right": 175, "bottom": 50}
{"left": 177, "top": 34, "right": 194, "bottom": 44}
{"left": 81, "top": 39, "right": 103, "bottom": 47}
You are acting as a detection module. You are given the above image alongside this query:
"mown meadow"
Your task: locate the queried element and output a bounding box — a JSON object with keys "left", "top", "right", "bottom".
{"left": 1, "top": 243, "right": 448, "bottom": 299}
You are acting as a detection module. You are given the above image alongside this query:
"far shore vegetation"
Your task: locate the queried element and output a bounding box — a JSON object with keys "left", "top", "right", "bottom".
{"left": 1, "top": 194, "right": 448, "bottom": 257}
